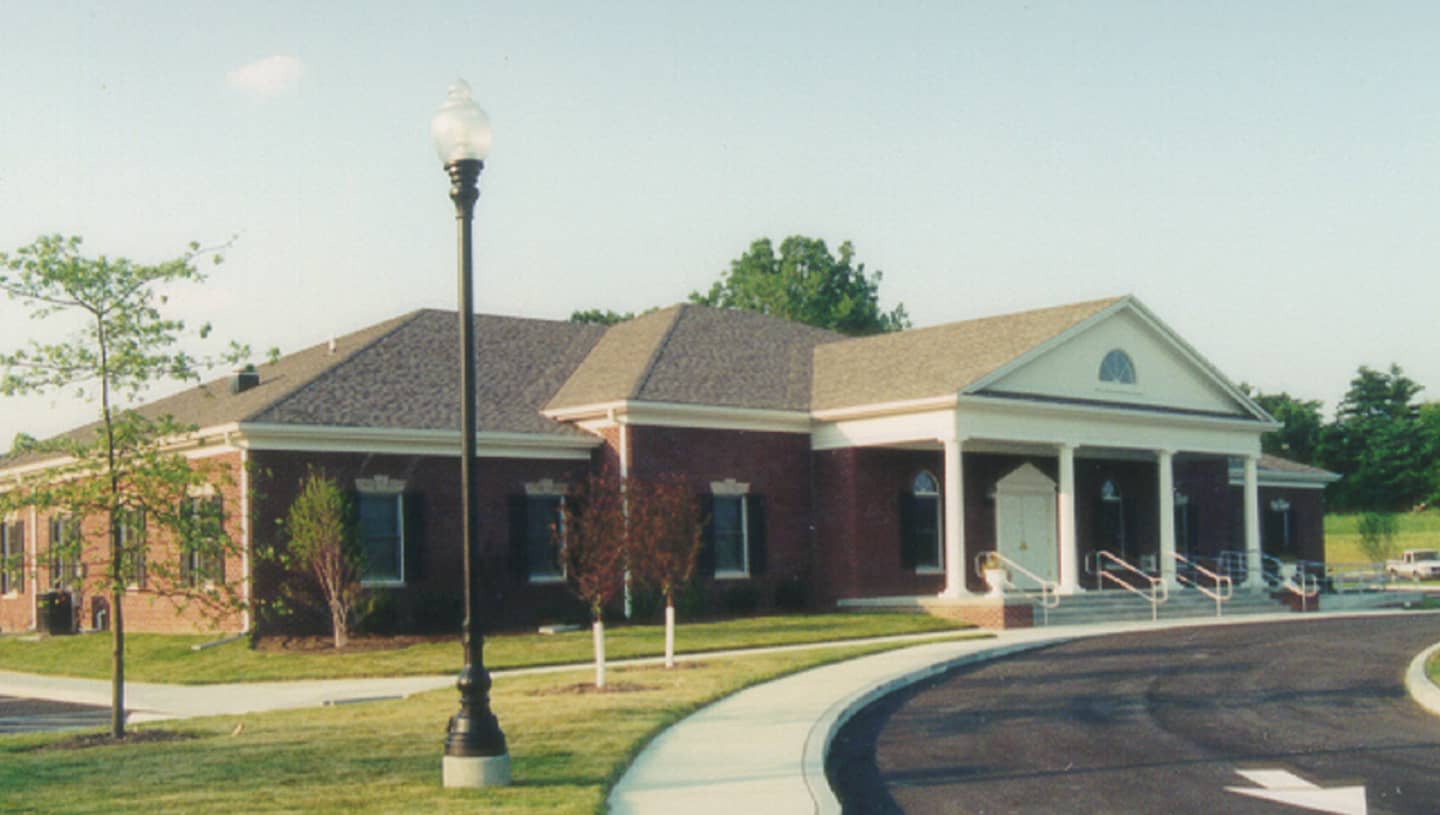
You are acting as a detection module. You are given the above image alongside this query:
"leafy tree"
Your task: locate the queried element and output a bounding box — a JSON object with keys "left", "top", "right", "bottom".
{"left": 690, "top": 236, "right": 910, "bottom": 336}
{"left": 0, "top": 234, "right": 244, "bottom": 738}
{"left": 557, "top": 463, "right": 628, "bottom": 689}
{"left": 1319, "top": 364, "right": 1431, "bottom": 511}
{"left": 283, "top": 469, "right": 361, "bottom": 649}
{"left": 1249, "top": 389, "right": 1325, "bottom": 465}
{"left": 627, "top": 474, "right": 703, "bottom": 669}
{"left": 569, "top": 308, "right": 634, "bottom": 326}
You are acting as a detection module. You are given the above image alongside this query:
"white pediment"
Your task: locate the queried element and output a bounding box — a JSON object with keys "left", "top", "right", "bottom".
{"left": 977, "top": 301, "right": 1258, "bottom": 418}
{"left": 996, "top": 462, "right": 1056, "bottom": 495}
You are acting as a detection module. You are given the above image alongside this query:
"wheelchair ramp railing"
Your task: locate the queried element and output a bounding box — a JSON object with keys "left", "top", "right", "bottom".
{"left": 1085, "top": 550, "right": 1168, "bottom": 622}
{"left": 1172, "top": 553, "right": 1233, "bottom": 617}
{"left": 974, "top": 551, "right": 1060, "bottom": 625}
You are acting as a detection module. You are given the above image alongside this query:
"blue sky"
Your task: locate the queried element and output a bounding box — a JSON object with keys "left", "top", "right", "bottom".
{"left": 2, "top": 2, "right": 1438, "bottom": 450}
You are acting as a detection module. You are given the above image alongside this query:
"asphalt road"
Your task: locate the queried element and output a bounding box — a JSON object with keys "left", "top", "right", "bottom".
{"left": 828, "top": 616, "right": 1440, "bottom": 814}
{"left": 0, "top": 695, "right": 112, "bottom": 734}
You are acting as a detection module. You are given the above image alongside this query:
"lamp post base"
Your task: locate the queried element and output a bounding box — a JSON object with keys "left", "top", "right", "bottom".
{"left": 443, "top": 753, "right": 511, "bottom": 788}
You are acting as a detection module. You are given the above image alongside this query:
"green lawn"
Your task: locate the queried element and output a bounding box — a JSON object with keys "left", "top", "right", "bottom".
{"left": 0, "top": 638, "right": 939, "bottom": 815}
{"left": 0, "top": 612, "right": 972, "bottom": 684}
{"left": 1325, "top": 510, "right": 1440, "bottom": 564}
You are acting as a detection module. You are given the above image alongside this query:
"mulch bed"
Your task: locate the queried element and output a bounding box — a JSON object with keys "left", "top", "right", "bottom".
{"left": 252, "top": 633, "right": 456, "bottom": 654}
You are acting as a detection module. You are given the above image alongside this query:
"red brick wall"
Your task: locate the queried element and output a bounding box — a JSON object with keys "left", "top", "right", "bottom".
{"left": 1174, "top": 456, "right": 1234, "bottom": 560}
{"left": 0, "top": 511, "right": 36, "bottom": 632}
{"left": 1230, "top": 484, "right": 1326, "bottom": 564}
{"left": 1, "top": 450, "right": 248, "bottom": 635}
{"left": 250, "top": 450, "right": 593, "bottom": 633}
{"left": 812, "top": 447, "right": 948, "bottom": 602}
{"left": 627, "top": 426, "right": 814, "bottom": 610}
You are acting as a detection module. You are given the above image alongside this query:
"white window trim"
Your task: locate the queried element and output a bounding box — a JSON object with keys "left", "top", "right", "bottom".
{"left": 1, "top": 519, "right": 20, "bottom": 597}
{"left": 357, "top": 490, "right": 405, "bottom": 588}
{"left": 912, "top": 472, "right": 943, "bottom": 574}
{"left": 712, "top": 492, "right": 750, "bottom": 580}
{"left": 118, "top": 509, "right": 146, "bottom": 592}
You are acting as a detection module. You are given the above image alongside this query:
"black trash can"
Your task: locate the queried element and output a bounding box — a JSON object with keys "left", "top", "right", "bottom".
{"left": 37, "top": 591, "right": 75, "bottom": 635}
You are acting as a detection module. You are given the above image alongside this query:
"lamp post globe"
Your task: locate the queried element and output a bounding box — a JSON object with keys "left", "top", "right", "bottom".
{"left": 434, "top": 78, "right": 510, "bottom": 789}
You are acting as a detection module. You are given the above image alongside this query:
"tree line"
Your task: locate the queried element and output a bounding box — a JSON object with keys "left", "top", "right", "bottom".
{"left": 1249, "top": 364, "right": 1440, "bottom": 512}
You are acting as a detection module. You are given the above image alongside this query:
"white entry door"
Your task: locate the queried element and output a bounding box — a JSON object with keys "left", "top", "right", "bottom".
{"left": 995, "top": 463, "right": 1058, "bottom": 585}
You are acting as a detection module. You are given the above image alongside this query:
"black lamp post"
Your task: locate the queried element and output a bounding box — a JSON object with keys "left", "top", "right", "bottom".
{"left": 432, "top": 78, "right": 510, "bottom": 788}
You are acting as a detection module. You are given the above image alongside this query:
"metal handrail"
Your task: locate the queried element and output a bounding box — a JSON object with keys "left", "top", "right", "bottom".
{"left": 1085, "top": 550, "right": 1168, "bottom": 621}
{"left": 973, "top": 552, "right": 1060, "bottom": 625}
{"left": 1172, "top": 552, "right": 1232, "bottom": 617}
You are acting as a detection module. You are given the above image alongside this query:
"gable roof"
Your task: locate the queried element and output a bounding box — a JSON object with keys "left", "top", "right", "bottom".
{"left": 545, "top": 304, "right": 843, "bottom": 413}
{"left": 2, "top": 310, "right": 607, "bottom": 468}
{"left": 254, "top": 310, "right": 605, "bottom": 436}
{"left": 810, "top": 297, "right": 1122, "bottom": 411}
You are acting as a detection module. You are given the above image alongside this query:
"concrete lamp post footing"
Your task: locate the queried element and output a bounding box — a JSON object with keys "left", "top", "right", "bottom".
{"left": 444, "top": 753, "right": 512, "bottom": 788}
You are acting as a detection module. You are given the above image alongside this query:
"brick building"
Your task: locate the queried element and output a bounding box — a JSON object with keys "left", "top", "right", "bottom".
{"left": 0, "top": 295, "right": 1336, "bottom": 634}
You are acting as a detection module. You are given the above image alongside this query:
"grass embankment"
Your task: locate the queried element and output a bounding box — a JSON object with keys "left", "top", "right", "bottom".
{"left": 1324, "top": 509, "right": 1440, "bottom": 564}
{"left": 0, "top": 613, "right": 971, "bottom": 684}
{"left": 0, "top": 639, "right": 930, "bottom": 815}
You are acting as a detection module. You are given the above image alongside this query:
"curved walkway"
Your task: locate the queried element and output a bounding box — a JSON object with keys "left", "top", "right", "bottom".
{"left": 608, "top": 609, "right": 1439, "bottom": 815}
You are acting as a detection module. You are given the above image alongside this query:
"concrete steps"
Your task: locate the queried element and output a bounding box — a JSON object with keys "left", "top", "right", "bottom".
{"left": 1032, "top": 588, "right": 1289, "bottom": 627}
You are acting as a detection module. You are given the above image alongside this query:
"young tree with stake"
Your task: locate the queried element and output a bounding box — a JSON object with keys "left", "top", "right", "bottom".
{"left": 628, "top": 474, "right": 704, "bottom": 669}
{"left": 557, "top": 464, "right": 628, "bottom": 689}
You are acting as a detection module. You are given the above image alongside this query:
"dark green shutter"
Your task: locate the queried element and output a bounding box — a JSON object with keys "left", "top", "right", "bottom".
{"left": 898, "top": 492, "right": 918, "bottom": 569}
{"left": 507, "top": 495, "right": 529, "bottom": 581}
{"left": 211, "top": 497, "right": 226, "bottom": 584}
{"left": 746, "top": 495, "right": 767, "bottom": 576}
{"left": 698, "top": 495, "right": 716, "bottom": 578}
{"left": 404, "top": 492, "right": 426, "bottom": 582}
{"left": 12, "top": 522, "right": 23, "bottom": 594}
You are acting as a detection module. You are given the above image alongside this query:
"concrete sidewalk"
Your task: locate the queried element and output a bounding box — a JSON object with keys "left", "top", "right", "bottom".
{"left": 607, "top": 609, "right": 1433, "bottom": 815}
{"left": 0, "top": 628, "right": 976, "bottom": 724}
{"left": 0, "top": 669, "right": 457, "bottom": 723}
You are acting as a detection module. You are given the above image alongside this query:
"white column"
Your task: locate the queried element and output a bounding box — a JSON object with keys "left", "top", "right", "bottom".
{"left": 1157, "top": 450, "right": 1177, "bottom": 588}
{"left": 1243, "top": 454, "right": 1262, "bottom": 588}
{"left": 1057, "top": 443, "right": 1079, "bottom": 594}
{"left": 941, "top": 436, "right": 970, "bottom": 598}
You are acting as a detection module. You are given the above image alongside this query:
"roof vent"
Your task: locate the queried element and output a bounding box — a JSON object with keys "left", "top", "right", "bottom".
{"left": 230, "top": 366, "right": 260, "bottom": 394}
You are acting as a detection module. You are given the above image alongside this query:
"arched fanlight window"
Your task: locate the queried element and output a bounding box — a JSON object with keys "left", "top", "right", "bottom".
{"left": 912, "top": 472, "right": 939, "bottom": 495}
{"left": 1099, "top": 349, "right": 1137, "bottom": 384}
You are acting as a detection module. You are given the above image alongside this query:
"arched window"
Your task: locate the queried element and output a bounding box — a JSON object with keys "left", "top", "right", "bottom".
{"left": 1099, "top": 349, "right": 1137, "bottom": 385}
{"left": 901, "top": 472, "right": 943, "bottom": 572}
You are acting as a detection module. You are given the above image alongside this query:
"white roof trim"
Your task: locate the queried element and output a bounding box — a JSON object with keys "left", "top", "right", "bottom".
{"left": 955, "top": 393, "right": 1275, "bottom": 434}
{"left": 544, "top": 400, "right": 812, "bottom": 434}
{"left": 810, "top": 394, "right": 959, "bottom": 422}
{"left": 236, "top": 422, "right": 599, "bottom": 460}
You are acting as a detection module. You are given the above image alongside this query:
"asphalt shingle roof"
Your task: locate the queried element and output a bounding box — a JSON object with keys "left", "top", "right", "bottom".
{"left": 254, "top": 310, "right": 605, "bottom": 435}
{"left": 810, "top": 297, "right": 1122, "bottom": 411}
{"left": 546, "top": 304, "right": 844, "bottom": 412}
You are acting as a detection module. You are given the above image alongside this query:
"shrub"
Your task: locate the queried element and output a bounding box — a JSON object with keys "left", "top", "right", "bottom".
{"left": 1357, "top": 512, "right": 1400, "bottom": 562}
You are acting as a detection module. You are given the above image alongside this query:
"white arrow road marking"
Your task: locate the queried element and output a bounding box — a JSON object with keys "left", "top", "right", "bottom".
{"left": 1225, "top": 769, "right": 1367, "bottom": 815}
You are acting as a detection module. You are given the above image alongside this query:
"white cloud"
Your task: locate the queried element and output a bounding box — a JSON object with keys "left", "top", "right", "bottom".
{"left": 226, "top": 55, "right": 305, "bottom": 99}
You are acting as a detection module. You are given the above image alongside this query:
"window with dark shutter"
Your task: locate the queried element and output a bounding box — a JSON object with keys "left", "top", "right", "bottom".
{"left": 1, "top": 522, "right": 22, "bottom": 595}
{"left": 357, "top": 493, "right": 404, "bottom": 585}
{"left": 525, "top": 495, "right": 564, "bottom": 582}
{"left": 181, "top": 496, "right": 224, "bottom": 588}
{"left": 119, "top": 509, "right": 146, "bottom": 589}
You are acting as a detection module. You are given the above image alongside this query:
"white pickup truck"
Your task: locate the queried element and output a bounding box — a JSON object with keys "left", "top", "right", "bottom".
{"left": 1386, "top": 549, "right": 1440, "bottom": 580}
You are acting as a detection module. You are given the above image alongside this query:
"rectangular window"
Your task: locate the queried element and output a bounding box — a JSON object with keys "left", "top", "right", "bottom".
{"left": 1, "top": 522, "right": 22, "bottom": 595}
{"left": 119, "top": 509, "right": 146, "bottom": 589}
{"left": 713, "top": 495, "right": 748, "bottom": 576}
{"left": 49, "top": 516, "right": 82, "bottom": 590}
{"left": 527, "top": 495, "right": 564, "bottom": 582}
{"left": 181, "top": 497, "right": 225, "bottom": 588}
{"left": 358, "top": 493, "right": 404, "bottom": 584}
